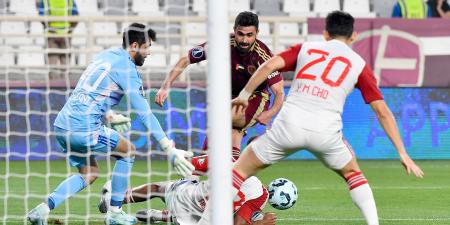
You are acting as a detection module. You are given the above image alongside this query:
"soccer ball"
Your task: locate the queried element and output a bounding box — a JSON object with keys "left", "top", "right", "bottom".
{"left": 268, "top": 178, "right": 298, "bottom": 210}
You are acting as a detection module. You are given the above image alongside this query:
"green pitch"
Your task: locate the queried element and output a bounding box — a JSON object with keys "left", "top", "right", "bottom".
{"left": 1, "top": 160, "right": 449, "bottom": 225}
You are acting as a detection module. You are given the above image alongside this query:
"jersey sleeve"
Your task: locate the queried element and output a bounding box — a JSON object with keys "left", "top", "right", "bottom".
{"left": 117, "top": 71, "right": 167, "bottom": 141}
{"left": 278, "top": 44, "right": 302, "bottom": 72}
{"left": 236, "top": 186, "right": 268, "bottom": 224}
{"left": 355, "top": 64, "right": 384, "bottom": 104}
{"left": 188, "top": 42, "right": 207, "bottom": 64}
{"left": 256, "top": 41, "right": 283, "bottom": 86}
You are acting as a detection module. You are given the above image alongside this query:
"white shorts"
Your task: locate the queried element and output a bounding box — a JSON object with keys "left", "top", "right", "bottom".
{"left": 251, "top": 120, "right": 354, "bottom": 170}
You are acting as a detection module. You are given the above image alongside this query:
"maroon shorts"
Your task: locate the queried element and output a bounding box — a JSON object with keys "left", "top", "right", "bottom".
{"left": 241, "top": 92, "right": 270, "bottom": 131}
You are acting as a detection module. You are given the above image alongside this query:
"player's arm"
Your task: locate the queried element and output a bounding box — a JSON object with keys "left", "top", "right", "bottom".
{"left": 234, "top": 44, "right": 300, "bottom": 108}
{"left": 437, "top": 0, "right": 450, "bottom": 18}
{"left": 370, "top": 100, "right": 424, "bottom": 178}
{"left": 256, "top": 79, "right": 284, "bottom": 125}
{"left": 118, "top": 72, "right": 194, "bottom": 177}
{"left": 233, "top": 56, "right": 286, "bottom": 110}
{"left": 155, "top": 55, "right": 190, "bottom": 107}
{"left": 156, "top": 44, "right": 207, "bottom": 107}
{"left": 357, "top": 65, "right": 424, "bottom": 178}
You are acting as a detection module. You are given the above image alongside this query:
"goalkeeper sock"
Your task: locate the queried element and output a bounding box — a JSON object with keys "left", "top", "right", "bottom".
{"left": 346, "top": 172, "right": 379, "bottom": 225}
{"left": 47, "top": 174, "right": 87, "bottom": 210}
{"left": 110, "top": 157, "right": 135, "bottom": 208}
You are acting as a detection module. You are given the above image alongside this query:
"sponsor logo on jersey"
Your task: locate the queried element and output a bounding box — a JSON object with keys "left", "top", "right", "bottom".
{"left": 139, "top": 86, "right": 146, "bottom": 97}
{"left": 236, "top": 64, "right": 245, "bottom": 70}
{"left": 191, "top": 46, "right": 204, "bottom": 59}
{"left": 268, "top": 71, "right": 280, "bottom": 79}
{"left": 247, "top": 65, "right": 257, "bottom": 74}
{"left": 250, "top": 211, "right": 264, "bottom": 222}
{"left": 198, "top": 158, "right": 205, "bottom": 165}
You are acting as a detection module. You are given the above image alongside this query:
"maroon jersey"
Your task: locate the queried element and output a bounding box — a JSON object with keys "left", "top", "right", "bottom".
{"left": 188, "top": 35, "right": 283, "bottom": 98}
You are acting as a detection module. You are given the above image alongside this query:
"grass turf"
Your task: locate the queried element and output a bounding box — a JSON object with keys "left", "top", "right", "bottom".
{"left": 1, "top": 160, "right": 449, "bottom": 225}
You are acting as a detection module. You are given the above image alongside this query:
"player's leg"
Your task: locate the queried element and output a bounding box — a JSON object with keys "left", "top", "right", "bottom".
{"left": 310, "top": 133, "right": 378, "bottom": 225}
{"left": 101, "top": 127, "right": 138, "bottom": 224}
{"left": 231, "top": 94, "right": 269, "bottom": 160}
{"left": 27, "top": 129, "right": 98, "bottom": 224}
{"left": 232, "top": 120, "right": 297, "bottom": 199}
{"left": 336, "top": 157, "right": 378, "bottom": 225}
{"left": 131, "top": 182, "right": 174, "bottom": 223}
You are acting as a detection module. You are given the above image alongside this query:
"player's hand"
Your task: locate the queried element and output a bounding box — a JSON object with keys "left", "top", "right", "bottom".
{"left": 155, "top": 88, "right": 169, "bottom": 107}
{"left": 231, "top": 98, "right": 248, "bottom": 115}
{"left": 106, "top": 111, "right": 131, "bottom": 133}
{"left": 160, "top": 138, "right": 195, "bottom": 177}
{"left": 256, "top": 111, "right": 272, "bottom": 125}
{"left": 399, "top": 153, "right": 424, "bottom": 178}
{"left": 253, "top": 212, "right": 277, "bottom": 225}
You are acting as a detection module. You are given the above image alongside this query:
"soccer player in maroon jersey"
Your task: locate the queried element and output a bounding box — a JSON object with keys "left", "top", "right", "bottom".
{"left": 230, "top": 11, "right": 424, "bottom": 225}
{"left": 155, "top": 11, "right": 284, "bottom": 160}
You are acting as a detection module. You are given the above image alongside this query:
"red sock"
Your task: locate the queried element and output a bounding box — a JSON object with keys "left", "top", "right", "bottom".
{"left": 232, "top": 147, "right": 240, "bottom": 162}
{"left": 232, "top": 169, "right": 244, "bottom": 192}
{"left": 346, "top": 172, "right": 368, "bottom": 190}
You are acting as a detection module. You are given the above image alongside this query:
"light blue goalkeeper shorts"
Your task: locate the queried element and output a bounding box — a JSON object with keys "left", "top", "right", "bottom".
{"left": 54, "top": 126, "right": 120, "bottom": 168}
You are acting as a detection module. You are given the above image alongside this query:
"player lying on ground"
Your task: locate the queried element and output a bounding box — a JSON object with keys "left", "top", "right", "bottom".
{"left": 99, "top": 175, "right": 276, "bottom": 225}
{"left": 230, "top": 11, "right": 424, "bottom": 225}
{"left": 155, "top": 11, "right": 284, "bottom": 159}
{"left": 27, "top": 23, "right": 194, "bottom": 225}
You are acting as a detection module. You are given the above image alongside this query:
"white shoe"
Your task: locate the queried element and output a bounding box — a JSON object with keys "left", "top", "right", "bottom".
{"left": 136, "top": 209, "right": 171, "bottom": 223}
{"left": 27, "top": 203, "right": 50, "bottom": 225}
{"left": 98, "top": 180, "right": 112, "bottom": 213}
{"left": 105, "top": 209, "right": 137, "bottom": 225}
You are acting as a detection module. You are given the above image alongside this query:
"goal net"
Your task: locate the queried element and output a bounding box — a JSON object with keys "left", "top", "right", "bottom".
{"left": 0, "top": 0, "right": 223, "bottom": 224}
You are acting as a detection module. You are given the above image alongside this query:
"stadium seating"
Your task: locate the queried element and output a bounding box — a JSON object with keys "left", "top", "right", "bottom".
{"left": 283, "top": 0, "right": 317, "bottom": 17}
{"left": 103, "top": 0, "right": 130, "bottom": 15}
{"left": 313, "top": 0, "right": 341, "bottom": 17}
{"left": 373, "top": 0, "right": 396, "bottom": 17}
{"left": 9, "top": 0, "right": 38, "bottom": 15}
{"left": 229, "top": 0, "right": 250, "bottom": 16}
{"left": 0, "top": 21, "right": 32, "bottom": 46}
{"left": 254, "top": 0, "right": 286, "bottom": 16}
{"left": 71, "top": 22, "right": 87, "bottom": 47}
{"left": 29, "top": 22, "right": 45, "bottom": 46}
{"left": 166, "top": 0, "right": 190, "bottom": 16}
{"left": 343, "top": 0, "right": 376, "bottom": 18}
{"left": 0, "top": 0, "right": 6, "bottom": 14}
{"left": 192, "top": 0, "right": 206, "bottom": 16}
{"left": 132, "top": 0, "right": 164, "bottom": 16}
{"left": 76, "top": 0, "right": 102, "bottom": 16}
{"left": 0, "top": 46, "right": 15, "bottom": 66}
{"left": 143, "top": 44, "right": 167, "bottom": 68}
{"left": 17, "top": 46, "right": 45, "bottom": 66}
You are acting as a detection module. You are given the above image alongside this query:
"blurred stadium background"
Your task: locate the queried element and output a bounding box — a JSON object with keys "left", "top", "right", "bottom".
{"left": 0, "top": 0, "right": 449, "bottom": 224}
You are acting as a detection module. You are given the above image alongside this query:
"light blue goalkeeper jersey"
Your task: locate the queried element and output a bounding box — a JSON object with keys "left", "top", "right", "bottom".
{"left": 54, "top": 47, "right": 166, "bottom": 141}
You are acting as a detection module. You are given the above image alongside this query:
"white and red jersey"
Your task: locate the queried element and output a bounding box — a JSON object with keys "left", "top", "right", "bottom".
{"left": 166, "top": 176, "right": 268, "bottom": 225}
{"left": 277, "top": 40, "right": 383, "bottom": 133}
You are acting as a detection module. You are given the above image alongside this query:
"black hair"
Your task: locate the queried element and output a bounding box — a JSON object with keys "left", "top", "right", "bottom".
{"left": 122, "top": 23, "right": 156, "bottom": 49}
{"left": 325, "top": 11, "right": 355, "bottom": 39}
{"left": 234, "top": 11, "right": 259, "bottom": 30}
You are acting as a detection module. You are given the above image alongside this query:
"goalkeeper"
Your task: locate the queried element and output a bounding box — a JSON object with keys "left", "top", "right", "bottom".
{"left": 27, "top": 23, "right": 194, "bottom": 225}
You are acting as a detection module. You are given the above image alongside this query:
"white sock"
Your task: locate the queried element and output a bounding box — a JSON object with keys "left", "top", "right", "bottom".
{"left": 346, "top": 172, "right": 378, "bottom": 225}
{"left": 39, "top": 202, "right": 51, "bottom": 215}
{"left": 110, "top": 206, "right": 122, "bottom": 213}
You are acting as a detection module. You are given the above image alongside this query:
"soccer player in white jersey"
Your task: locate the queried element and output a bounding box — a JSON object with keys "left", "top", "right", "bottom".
{"left": 26, "top": 23, "right": 194, "bottom": 225}
{"left": 99, "top": 173, "right": 276, "bottom": 225}
{"left": 230, "top": 11, "right": 424, "bottom": 225}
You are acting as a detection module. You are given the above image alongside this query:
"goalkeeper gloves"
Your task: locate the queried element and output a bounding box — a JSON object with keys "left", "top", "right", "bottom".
{"left": 106, "top": 110, "right": 131, "bottom": 133}
{"left": 159, "top": 137, "right": 195, "bottom": 177}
